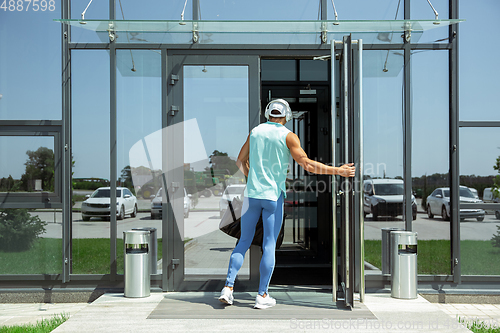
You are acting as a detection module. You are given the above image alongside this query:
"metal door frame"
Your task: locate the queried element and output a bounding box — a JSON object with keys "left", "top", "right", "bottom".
{"left": 331, "top": 36, "right": 364, "bottom": 307}
{"left": 163, "top": 52, "right": 260, "bottom": 291}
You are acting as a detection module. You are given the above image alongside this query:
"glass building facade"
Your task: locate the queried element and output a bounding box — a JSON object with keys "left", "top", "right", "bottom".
{"left": 1, "top": 0, "right": 499, "bottom": 297}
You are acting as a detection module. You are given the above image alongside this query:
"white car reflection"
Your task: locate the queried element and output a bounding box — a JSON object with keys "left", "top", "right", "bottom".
{"left": 150, "top": 188, "right": 192, "bottom": 219}
{"left": 81, "top": 187, "right": 137, "bottom": 221}
{"left": 426, "top": 186, "right": 485, "bottom": 222}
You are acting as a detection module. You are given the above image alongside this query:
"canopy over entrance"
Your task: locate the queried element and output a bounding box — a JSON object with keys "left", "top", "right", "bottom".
{"left": 56, "top": 19, "right": 463, "bottom": 44}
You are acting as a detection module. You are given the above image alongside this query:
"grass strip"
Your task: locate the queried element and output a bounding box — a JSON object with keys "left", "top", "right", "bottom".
{"left": 0, "top": 238, "right": 163, "bottom": 275}
{"left": 0, "top": 238, "right": 61, "bottom": 274}
{"left": 458, "top": 317, "right": 500, "bottom": 333}
{"left": 364, "top": 240, "right": 451, "bottom": 274}
{"left": 0, "top": 313, "right": 68, "bottom": 333}
{"left": 460, "top": 240, "right": 500, "bottom": 275}
{"left": 2, "top": 238, "right": 500, "bottom": 275}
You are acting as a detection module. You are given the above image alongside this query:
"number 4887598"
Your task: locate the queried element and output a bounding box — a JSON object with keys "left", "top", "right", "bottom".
{"left": 1, "top": 0, "right": 56, "bottom": 11}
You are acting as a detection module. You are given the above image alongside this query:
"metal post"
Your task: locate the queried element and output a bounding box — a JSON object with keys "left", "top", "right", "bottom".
{"left": 343, "top": 36, "right": 351, "bottom": 306}
{"left": 109, "top": 0, "right": 117, "bottom": 279}
{"left": 193, "top": 0, "right": 199, "bottom": 20}
{"left": 357, "top": 39, "right": 365, "bottom": 303}
{"left": 321, "top": 0, "right": 327, "bottom": 20}
{"left": 449, "top": 0, "right": 461, "bottom": 284}
{"left": 331, "top": 39, "right": 337, "bottom": 302}
{"left": 162, "top": 49, "right": 175, "bottom": 291}
{"left": 61, "top": 0, "right": 72, "bottom": 283}
{"left": 403, "top": 0, "right": 412, "bottom": 231}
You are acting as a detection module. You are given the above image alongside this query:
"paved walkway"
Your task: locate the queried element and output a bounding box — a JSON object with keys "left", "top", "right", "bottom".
{"left": 2, "top": 292, "right": 500, "bottom": 332}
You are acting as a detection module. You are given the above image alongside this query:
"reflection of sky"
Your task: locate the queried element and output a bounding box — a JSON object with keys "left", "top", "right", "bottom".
{"left": 0, "top": 137, "right": 54, "bottom": 179}
{"left": 128, "top": 119, "right": 208, "bottom": 171}
{"left": 0, "top": 1, "right": 499, "bottom": 180}
{"left": 184, "top": 66, "right": 248, "bottom": 170}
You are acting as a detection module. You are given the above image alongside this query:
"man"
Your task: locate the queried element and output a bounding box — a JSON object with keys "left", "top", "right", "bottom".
{"left": 219, "top": 99, "right": 355, "bottom": 309}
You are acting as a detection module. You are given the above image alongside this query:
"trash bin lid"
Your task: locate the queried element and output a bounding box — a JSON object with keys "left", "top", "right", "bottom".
{"left": 132, "top": 227, "right": 157, "bottom": 233}
{"left": 391, "top": 231, "right": 417, "bottom": 245}
{"left": 124, "top": 230, "right": 150, "bottom": 245}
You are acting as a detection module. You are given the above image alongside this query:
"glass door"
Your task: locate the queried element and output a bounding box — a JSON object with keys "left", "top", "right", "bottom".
{"left": 332, "top": 36, "right": 365, "bottom": 307}
{"left": 163, "top": 53, "right": 260, "bottom": 291}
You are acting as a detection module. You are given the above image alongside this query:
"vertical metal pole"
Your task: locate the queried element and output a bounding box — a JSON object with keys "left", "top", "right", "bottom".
{"left": 358, "top": 39, "right": 365, "bottom": 303}
{"left": 109, "top": 0, "right": 117, "bottom": 279}
{"left": 331, "top": 40, "right": 337, "bottom": 302}
{"left": 161, "top": 48, "right": 169, "bottom": 291}
{"left": 403, "top": 0, "right": 412, "bottom": 232}
{"left": 61, "top": 0, "right": 71, "bottom": 283}
{"left": 193, "top": 0, "right": 199, "bottom": 20}
{"left": 321, "top": 0, "right": 327, "bottom": 20}
{"left": 343, "top": 35, "right": 352, "bottom": 307}
{"left": 449, "top": 0, "right": 461, "bottom": 284}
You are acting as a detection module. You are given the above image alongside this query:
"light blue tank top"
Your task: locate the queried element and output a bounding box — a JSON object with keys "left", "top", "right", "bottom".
{"left": 245, "top": 122, "right": 291, "bottom": 201}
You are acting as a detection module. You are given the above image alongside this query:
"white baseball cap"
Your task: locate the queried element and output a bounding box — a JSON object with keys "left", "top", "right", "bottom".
{"left": 268, "top": 102, "right": 286, "bottom": 117}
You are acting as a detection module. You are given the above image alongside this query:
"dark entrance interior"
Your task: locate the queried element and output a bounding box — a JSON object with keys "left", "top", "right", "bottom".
{"left": 260, "top": 59, "right": 333, "bottom": 285}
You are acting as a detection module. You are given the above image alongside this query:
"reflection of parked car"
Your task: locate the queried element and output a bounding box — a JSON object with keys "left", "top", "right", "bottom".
{"left": 363, "top": 179, "right": 417, "bottom": 220}
{"left": 426, "top": 186, "right": 485, "bottom": 222}
{"left": 151, "top": 188, "right": 192, "bottom": 219}
{"left": 483, "top": 187, "right": 500, "bottom": 203}
{"left": 81, "top": 187, "right": 137, "bottom": 221}
{"left": 219, "top": 184, "right": 246, "bottom": 218}
{"left": 482, "top": 188, "right": 500, "bottom": 220}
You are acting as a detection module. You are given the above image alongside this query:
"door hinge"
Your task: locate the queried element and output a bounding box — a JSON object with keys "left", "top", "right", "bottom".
{"left": 171, "top": 259, "right": 180, "bottom": 270}
{"left": 169, "top": 106, "right": 179, "bottom": 116}
{"left": 170, "top": 74, "right": 179, "bottom": 85}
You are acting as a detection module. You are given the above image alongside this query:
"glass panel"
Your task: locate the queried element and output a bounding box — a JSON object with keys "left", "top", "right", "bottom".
{"left": 70, "top": 0, "right": 108, "bottom": 43}
{"left": 362, "top": 50, "right": 405, "bottom": 273}
{"left": 412, "top": 50, "right": 450, "bottom": 275}
{"left": 0, "top": 209, "right": 62, "bottom": 274}
{"left": 284, "top": 110, "right": 313, "bottom": 252}
{"left": 57, "top": 19, "right": 463, "bottom": 33}
{"left": 410, "top": 0, "right": 450, "bottom": 44}
{"left": 460, "top": 127, "right": 500, "bottom": 275}
{"left": 1, "top": 9, "right": 61, "bottom": 120}
{"left": 261, "top": 60, "right": 296, "bottom": 81}
{"left": 56, "top": 17, "right": 462, "bottom": 45}
{"left": 116, "top": 50, "right": 161, "bottom": 275}
{"left": 183, "top": 65, "right": 249, "bottom": 280}
{"left": 71, "top": 51, "right": 110, "bottom": 274}
{"left": 0, "top": 136, "right": 55, "bottom": 193}
{"left": 459, "top": 1, "right": 500, "bottom": 121}
{"left": 299, "top": 60, "right": 328, "bottom": 81}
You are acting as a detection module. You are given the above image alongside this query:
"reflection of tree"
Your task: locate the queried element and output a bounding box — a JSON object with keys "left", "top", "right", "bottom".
{"left": 493, "top": 156, "right": 500, "bottom": 200}
{"left": 0, "top": 209, "right": 47, "bottom": 252}
{"left": 207, "top": 150, "right": 238, "bottom": 176}
{"left": 119, "top": 165, "right": 135, "bottom": 194}
{"left": 0, "top": 175, "right": 18, "bottom": 192}
{"left": 21, "top": 147, "right": 54, "bottom": 192}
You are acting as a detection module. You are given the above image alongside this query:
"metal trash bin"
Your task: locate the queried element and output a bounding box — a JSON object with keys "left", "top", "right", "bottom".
{"left": 124, "top": 230, "right": 150, "bottom": 298}
{"left": 132, "top": 227, "right": 157, "bottom": 274}
{"left": 381, "top": 228, "right": 402, "bottom": 275}
{"left": 391, "top": 231, "right": 418, "bottom": 299}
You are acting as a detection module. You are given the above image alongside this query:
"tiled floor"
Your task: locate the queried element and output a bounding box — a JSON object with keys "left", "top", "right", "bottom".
{"left": 436, "top": 303, "right": 500, "bottom": 327}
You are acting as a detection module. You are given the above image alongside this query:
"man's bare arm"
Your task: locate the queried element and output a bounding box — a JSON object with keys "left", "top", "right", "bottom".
{"left": 286, "top": 132, "right": 355, "bottom": 177}
{"left": 236, "top": 134, "right": 250, "bottom": 177}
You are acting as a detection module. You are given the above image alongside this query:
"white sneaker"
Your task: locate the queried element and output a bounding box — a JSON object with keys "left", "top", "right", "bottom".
{"left": 254, "top": 293, "right": 276, "bottom": 309}
{"left": 218, "top": 287, "right": 234, "bottom": 305}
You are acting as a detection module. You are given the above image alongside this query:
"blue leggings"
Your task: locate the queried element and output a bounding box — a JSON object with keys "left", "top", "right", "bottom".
{"left": 224, "top": 193, "right": 284, "bottom": 296}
